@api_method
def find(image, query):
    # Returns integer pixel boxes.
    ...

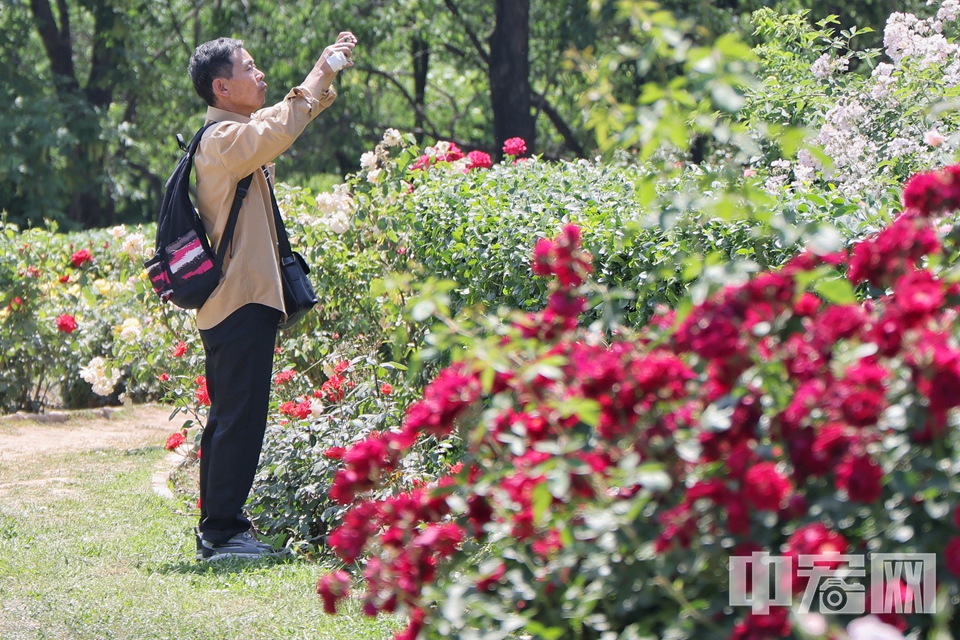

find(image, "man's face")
[219,48,267,115]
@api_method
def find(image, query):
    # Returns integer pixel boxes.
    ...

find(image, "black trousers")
[198,303,281,544]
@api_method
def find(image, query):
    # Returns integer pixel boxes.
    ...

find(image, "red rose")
[323,446,346,460]
[466,150,492,170]
[945,537,960,577]
[70,248,93,267]
[380,383,392,395]
[785,523,847,556]
[273,369,296,385]
[743,462,792,511]
[316,570,351,614]
[503,137,527,156]
[410,154,432,171]
[195,375,210,406]
[531,238,554,276]
[438,142,464,162]
[55,314,77,334]
[903,169,960,215]
[730,607,791,640]
[836,452,884,503]
[894,269,945,320]
[172,341,188,358]
[279,399,312,420]
[792,292,821,317]
[165,432,186,451]
[785,523,848,592]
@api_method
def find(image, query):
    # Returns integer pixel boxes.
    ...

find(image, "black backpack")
[144,123,252,310]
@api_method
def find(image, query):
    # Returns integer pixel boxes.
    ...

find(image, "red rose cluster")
[317,163,960,639]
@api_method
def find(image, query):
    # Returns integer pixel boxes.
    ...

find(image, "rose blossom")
[945,536,960,577]
[70,248,93,267]
[502,137,527,156]
[56,314,77,334]
[743,462,792,511]
[466,150,492,171]
[836,452,884,503]
[784,523,848,591]
[165,432,186,451]
[316,570,352,614]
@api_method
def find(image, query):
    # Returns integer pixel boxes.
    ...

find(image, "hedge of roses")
[315,164,960,639]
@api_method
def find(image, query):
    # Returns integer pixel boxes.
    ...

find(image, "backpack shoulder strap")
[214,173,254,267]
[186,122,218,156]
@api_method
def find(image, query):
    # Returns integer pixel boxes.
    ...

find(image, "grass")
[0,443,401,639]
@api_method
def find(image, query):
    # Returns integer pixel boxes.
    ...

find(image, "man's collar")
[204,105,252,124]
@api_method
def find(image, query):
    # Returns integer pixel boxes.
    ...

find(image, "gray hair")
[188,37,244,107]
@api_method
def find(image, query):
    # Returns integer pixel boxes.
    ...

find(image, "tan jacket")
[194,86,336,330]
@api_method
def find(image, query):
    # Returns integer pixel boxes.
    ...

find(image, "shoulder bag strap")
[262,166,294,260]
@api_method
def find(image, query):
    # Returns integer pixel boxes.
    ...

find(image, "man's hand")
[303,31,357,97]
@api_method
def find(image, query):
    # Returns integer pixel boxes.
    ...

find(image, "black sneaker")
[196,529,277,561]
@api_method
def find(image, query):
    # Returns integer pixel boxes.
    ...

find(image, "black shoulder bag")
[264,169,319,329]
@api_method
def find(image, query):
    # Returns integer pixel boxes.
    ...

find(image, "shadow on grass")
[153,552,306,575]
[123,445,166,456]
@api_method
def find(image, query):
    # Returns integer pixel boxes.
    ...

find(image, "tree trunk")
[29,0,126,228]
[488,0,534,159]
[411,33,429,144]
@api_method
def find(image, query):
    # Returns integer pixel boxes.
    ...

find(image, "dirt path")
[0,403,177,461]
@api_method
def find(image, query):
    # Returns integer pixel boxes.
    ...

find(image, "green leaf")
[814,277,857,305]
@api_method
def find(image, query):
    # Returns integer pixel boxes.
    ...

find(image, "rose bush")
[316,162,960,637]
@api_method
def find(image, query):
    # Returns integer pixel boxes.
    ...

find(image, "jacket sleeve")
[206,86,337,179]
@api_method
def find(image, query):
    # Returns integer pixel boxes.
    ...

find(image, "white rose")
[327,214,350,235]
[118,318,141,342]
[360,151,378,170]
[122,233,146,260]
[366,168,383,184]
[316,192,337,215]
[382,128,402,147]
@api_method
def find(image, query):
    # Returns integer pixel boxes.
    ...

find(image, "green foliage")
[0,219,155,411]
[248,355,448,548]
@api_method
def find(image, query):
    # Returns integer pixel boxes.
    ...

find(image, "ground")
[0,403,179,497]
[0,403,175,460]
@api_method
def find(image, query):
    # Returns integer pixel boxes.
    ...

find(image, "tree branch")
[442,0,490,66]
[532,91,586,158]
[86,3,126,108]
[29,0,78,91]
[355,64,445,141]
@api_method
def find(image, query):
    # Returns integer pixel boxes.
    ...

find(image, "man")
[186,32,356,560]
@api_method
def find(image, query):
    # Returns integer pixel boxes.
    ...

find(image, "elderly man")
[186,32,355,560]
